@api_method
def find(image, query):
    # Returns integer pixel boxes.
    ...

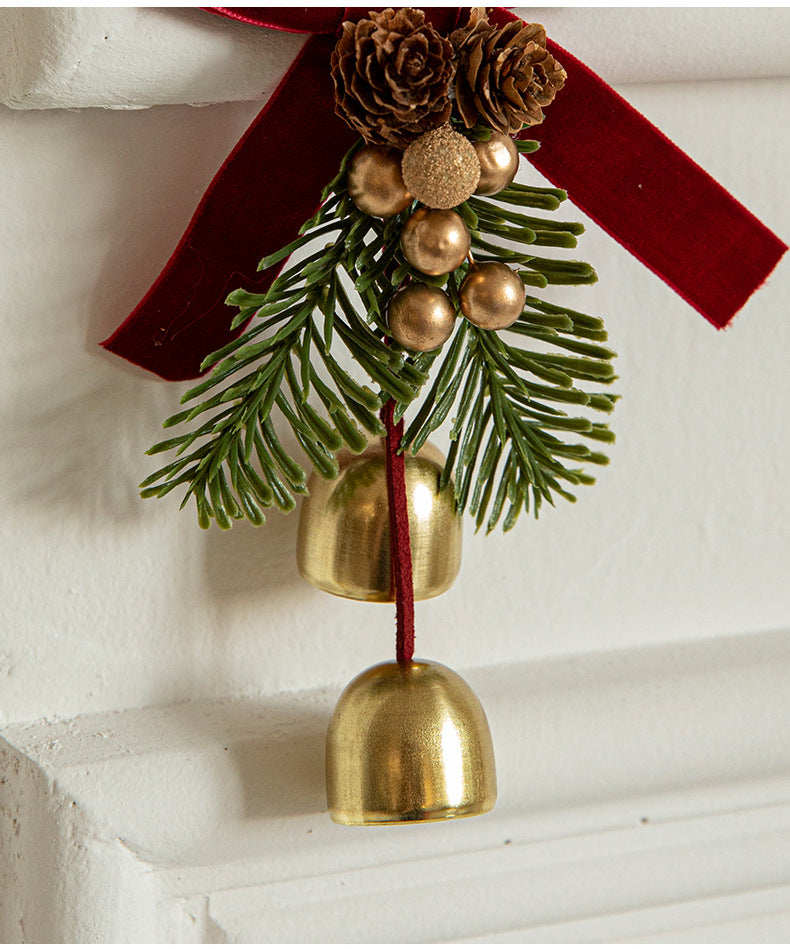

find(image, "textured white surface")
[0,7,306,110]
[3,631,790,941]
[0,8,789,110]
[0,74,788,725]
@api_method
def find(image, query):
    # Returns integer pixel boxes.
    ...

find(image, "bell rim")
[329,795,497,827]
[294,565,459,603]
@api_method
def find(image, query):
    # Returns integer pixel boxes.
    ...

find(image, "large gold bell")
[326,660,497,825]
[296,441,461,602]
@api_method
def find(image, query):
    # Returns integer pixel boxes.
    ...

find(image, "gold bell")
[296,441,461,602]
[326,660,497,825]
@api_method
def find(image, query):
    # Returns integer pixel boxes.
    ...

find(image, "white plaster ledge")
[0,8,788,111]
[0,7,306,111]
[2,630,790,941]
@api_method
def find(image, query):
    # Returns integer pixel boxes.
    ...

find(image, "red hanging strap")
[382,399,416,665]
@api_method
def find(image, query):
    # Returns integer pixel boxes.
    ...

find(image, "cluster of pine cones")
[330,7,566,150]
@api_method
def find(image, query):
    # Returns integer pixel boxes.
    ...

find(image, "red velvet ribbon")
[100,7,786,381]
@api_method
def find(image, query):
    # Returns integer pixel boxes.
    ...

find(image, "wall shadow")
[0,98,263,524]
[86,95,263,361]
[203,504,304,603]
[166,695,332,821]
[229,709,329,821]
[0,344,168,523]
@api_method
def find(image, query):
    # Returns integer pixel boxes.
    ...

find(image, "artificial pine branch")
[400,183,617,531]
[142,138,617,532]
[142,168,427,526]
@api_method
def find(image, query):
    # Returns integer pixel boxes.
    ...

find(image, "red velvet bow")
[101,7,787,381]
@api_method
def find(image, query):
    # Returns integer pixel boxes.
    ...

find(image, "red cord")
[382,399,415,665]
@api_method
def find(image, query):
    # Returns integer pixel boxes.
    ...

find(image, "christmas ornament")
[459,262,528,330]
[347,145,411,218]
[400,208,471,276]
[401,126,480,209]
[327,660,496,825]
[109,7,786,826]
[297,440,461,602]
[474,132,520,196]
[387,283,457,352]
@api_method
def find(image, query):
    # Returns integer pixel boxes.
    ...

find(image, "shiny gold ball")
[388,283,456,352]
[347,145,411,218]
[400,207,471,276]
[401,127,480,209]
[474,132,520,196]
[459,262,526,330]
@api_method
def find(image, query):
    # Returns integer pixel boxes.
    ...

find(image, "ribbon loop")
[102,7,786,380]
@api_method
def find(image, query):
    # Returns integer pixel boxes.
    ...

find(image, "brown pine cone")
[450,8,566,134]
[331,8,454,150]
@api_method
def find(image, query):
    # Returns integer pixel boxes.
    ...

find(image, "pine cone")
[331,8,454,150]
[451,9,566,134]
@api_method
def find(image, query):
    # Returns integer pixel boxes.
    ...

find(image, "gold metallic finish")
[327,660,497,825]
[388,284,456,352]
[296,441,462,602]
[474,132,520,196]
[459,262,527,330]
[347,145,412,218]
[400,207,471,276]
[401,127,480,209]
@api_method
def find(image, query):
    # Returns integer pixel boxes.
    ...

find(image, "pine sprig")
[141,170,428,528]
[403,186,617,532]
[142,137,617,532]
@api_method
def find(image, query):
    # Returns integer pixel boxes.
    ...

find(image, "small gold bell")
[326,660,497,825]
[296,441,461,602]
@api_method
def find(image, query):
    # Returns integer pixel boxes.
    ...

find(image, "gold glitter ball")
[401,127,481,209]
